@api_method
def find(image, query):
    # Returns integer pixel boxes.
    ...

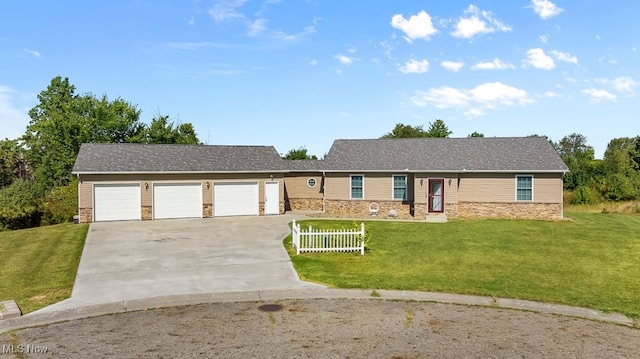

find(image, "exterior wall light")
[448,179,452,186]
[205,181,210,189]
[144,182,149,190]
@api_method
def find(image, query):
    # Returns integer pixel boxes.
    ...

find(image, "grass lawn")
[285,212,640,318]
[0,223,88,313]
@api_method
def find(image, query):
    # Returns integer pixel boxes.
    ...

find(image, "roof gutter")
[72,170,290,175]
[320,169,568,174]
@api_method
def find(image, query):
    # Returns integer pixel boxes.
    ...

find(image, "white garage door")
[94,184,141,222]
[154,183,202,219]
[214,182,259,217]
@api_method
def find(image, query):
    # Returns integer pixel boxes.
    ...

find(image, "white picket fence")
[291,219,365,255]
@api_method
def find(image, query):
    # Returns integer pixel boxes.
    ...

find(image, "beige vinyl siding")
[284,173,323,199]
[79,181,92,208]
[141,184,152,207]
[530,174,563,203]
[324,173,350,200]
[202,180,212,205]
[458,173,562,203]
[365,174,390,201]
[414,173,458,205]
[325,173,414,201]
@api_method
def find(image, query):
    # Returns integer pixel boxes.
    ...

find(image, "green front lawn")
[0,223,88,313]
[286,212,640,318]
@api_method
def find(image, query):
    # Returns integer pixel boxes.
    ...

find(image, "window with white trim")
[516,175,533,201]
[350,175,363,199]
[393,175,407,200]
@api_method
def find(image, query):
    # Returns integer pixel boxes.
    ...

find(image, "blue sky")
[1,0,638,158]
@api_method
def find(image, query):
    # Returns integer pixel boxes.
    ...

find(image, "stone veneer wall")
[203,204,212,218]
[79,208,92,223]
[259,201,285,215]
[458,202,563,220]
[413,203,458,218]
[288,198,323,211]
[324,200,413,219]
[142,206,152,220]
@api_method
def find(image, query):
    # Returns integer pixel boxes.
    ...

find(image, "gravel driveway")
[2,299,638,358]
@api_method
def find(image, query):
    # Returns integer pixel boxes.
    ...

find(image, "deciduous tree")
[283,147,318,160]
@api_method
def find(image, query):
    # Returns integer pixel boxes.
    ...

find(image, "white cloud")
[309,59,318,66]
[398,59,429,74]
[582,88,616,102]
[209,0,247,22]
[464,108,485,116]
[523,48,555,70]
[412,86,469,108]
[441,61,464,72]
[469,82,530,107]
[0,86,31,140]
[22,48,41,58]
[611,77,639,93]
[347,46,357,53]
[411,82,532,116]
[539,34,549,43]
[471,58,515,70]
[380,41,394,60]
[390,10,438,42]
[271,25,316,42]
[334,54,354,65]
[596,77,639,94]
[542,91,561,98]
[451,5,511,39]
[247,18,267,36]
[551,50,578,64]
[530,0,564,20]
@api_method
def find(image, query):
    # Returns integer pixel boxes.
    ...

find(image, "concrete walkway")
[0,288,635,333]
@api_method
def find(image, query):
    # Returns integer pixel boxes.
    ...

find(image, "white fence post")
[360,222,365,255]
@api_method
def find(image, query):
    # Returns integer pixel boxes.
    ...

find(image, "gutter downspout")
[322,171,326,213]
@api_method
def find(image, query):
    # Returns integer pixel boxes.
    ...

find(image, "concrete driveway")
[41,213,320,311]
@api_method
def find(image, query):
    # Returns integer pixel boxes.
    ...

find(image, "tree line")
[0,76,200,230]
[2,78,637,231]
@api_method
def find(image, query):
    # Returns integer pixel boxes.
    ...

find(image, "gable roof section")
[323,137,569,172]
[285,159,326,171]
[72,143,288,173]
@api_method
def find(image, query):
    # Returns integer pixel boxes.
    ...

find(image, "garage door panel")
[214,182,259,217]
[94,184,141,222]
[154,183,202,219]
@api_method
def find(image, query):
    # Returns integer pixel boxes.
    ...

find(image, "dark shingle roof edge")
[72,143,289,173]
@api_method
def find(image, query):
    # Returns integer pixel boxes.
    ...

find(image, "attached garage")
[213,182,259,217]
[94,183,141,222]
[153,182,202,219]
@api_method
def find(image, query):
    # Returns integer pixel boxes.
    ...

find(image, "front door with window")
[428,179,444,213]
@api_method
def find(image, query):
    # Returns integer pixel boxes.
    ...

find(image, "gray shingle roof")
[284,159,326,171]
[73,137,568,174]
[72,143,288,173]
[322,137,568,172]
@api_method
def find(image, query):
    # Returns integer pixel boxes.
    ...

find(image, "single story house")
[72,137,568,223]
